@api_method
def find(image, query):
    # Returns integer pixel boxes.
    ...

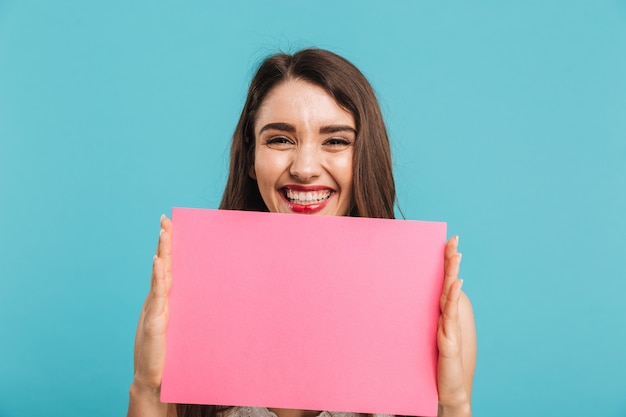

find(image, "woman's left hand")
[436,236,477,417]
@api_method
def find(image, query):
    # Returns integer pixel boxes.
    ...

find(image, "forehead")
[255,79,355,131]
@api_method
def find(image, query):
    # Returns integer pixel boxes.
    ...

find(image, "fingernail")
[160,214,165,223]
[456,235,460,246]
[458,252,463,263]
[459,279,464,288]
[160,228,164,236]
[153,254,157,261]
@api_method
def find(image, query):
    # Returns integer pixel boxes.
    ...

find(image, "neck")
[268,408,321,417]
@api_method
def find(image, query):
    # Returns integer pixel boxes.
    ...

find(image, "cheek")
[329,153,354,189]
[254,150,284,186]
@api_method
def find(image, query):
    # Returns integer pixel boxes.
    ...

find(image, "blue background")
[1,1,625,416]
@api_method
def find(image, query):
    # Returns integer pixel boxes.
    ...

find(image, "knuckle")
[143,316,165,336]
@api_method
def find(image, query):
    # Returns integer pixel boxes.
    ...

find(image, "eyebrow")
[259,122,357,135]
[259,122,296,134]
[319,125,357,135]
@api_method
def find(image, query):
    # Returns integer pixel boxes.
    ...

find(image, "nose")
[289,143,322,182]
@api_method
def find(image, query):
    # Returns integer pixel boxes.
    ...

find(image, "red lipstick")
[280,185,334,214]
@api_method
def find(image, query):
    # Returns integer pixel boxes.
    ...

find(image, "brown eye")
[265,136,294,148]
[325,138,351,145]
[323,138,353,150]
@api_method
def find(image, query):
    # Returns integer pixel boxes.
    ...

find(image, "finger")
[136,230,162,346]
[441,251,462,311]
[445,252,462,284]
[134,254,159,373]
[142,254,169,339]
[441,279,463,342]
[443,235,459,286]
[445,235,459,261]
[160,216,173,280]
[147,255,169,319]
[153,215,172,281]
[134,296,147,373]
[155,215,165,256]
[161,214,172,232]
[134,218,171,383]
[135,255,169,386]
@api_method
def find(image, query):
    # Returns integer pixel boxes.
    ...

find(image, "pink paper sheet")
[162,208,446,416]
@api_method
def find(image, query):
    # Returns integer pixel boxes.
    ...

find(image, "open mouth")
[280,186,334,214]
[283,188,332,205]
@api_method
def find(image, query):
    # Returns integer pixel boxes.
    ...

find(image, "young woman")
[128,48,476,417]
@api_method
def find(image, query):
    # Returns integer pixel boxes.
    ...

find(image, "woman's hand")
[127,215,173,417]
[436,236,477,417]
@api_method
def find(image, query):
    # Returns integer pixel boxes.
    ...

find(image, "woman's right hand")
[128,215,173,416]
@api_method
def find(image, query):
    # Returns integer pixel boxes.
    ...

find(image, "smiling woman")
[251,80,356,216]
[219,49,396,219]
[127,49,476,417]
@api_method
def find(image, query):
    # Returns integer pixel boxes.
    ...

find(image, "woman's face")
[251,79,355,216]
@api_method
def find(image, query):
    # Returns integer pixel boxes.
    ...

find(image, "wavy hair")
[176,48,396,417]
[219,48,396,219]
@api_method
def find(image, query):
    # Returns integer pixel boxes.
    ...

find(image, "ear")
[248,164,257,180]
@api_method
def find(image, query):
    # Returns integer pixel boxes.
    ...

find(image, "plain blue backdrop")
[1,1,625,416]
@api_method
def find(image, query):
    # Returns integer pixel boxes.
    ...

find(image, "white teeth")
[286,189,331,204]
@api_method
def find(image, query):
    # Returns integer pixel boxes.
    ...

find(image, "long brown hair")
[219,48,396,218]
[176,48,397,417]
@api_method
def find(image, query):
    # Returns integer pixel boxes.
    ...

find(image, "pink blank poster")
[162,208,446,416]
